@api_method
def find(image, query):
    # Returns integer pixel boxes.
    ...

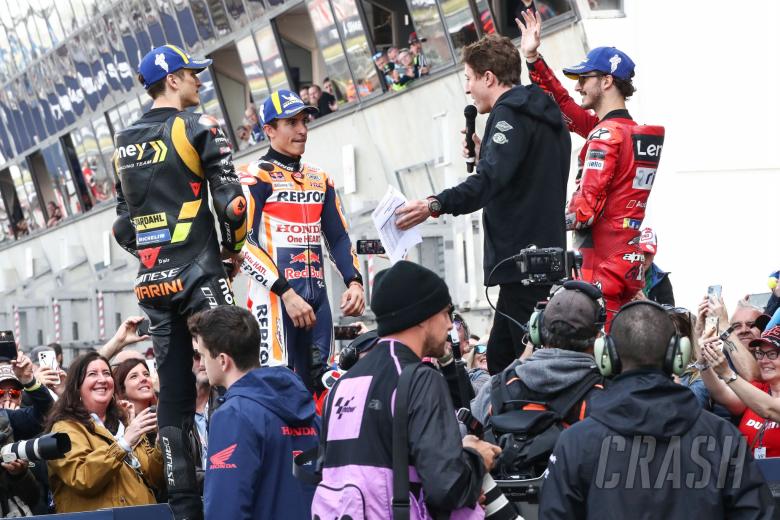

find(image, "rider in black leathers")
[112,45,246,520]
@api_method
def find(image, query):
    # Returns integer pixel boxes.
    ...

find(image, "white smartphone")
[145,358,157,381]
[37,350,61,385]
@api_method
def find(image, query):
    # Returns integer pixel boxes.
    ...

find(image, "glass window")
[82,0,100,18]
[307,0,354,103]
[56,45,86,117]
[0,173,12,243]
[40,142,82,217]
[138,0,167,47]
[0,26,16,83]
[236,35,269,107]
[204,0,234,36]
[156,0,186,48]
[70,34,101,111]
[405,0,455,70]
[84,28,113,106]
[118,7,142,72]
[588,0,621,11]
[222,0,249,30]
[21,75,47,144]
[254,25,289,92]
[6,26,29,70]
[125,97,143,125]
[438,0,481,55]
[6,85,32,153]
[31,0,65,47]
[493,0,574,39]
[329,0,382,100]
[54,1,77,37]
[126,0,154,57]
[107,107,122,134]
[69,0,89,26]
[244,0,266,19]
[23,7,48,57]
[0,92,21,156]
[168,0,201,50]
[92,115,117,187]
[103,12,135,93]
[9,163,45,232]
[77,123,114,203]
[198,69,230,136]
[473,0,496,36]
[189,0,216,44]
[7,5,36,64]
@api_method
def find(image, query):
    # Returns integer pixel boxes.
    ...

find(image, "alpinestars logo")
[334,396,357,419]
[155,53,169,72]
[209,444,238,469]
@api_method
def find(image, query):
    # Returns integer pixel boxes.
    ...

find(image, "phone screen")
[707,285,722,301]
[356,240,386,255]
[0,331,16,360]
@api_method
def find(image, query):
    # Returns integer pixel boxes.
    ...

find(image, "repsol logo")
[632,134,664,163]
[255,304,271,365]
[276,191,325,203]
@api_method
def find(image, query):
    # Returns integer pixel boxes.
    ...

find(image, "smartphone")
[145,358,157,381]
[0,331,16,361]
[448,327,462,360]
[137,319,151,337]
[334,325,361,341]
[707,285,722,302]
[38,350,61,385]
[356,239,385,255]
[705,316,719,336]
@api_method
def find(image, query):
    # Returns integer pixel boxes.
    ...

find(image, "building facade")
[0,0,776,358]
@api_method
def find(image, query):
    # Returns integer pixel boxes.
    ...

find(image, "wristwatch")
[722,373,738,385]
[427,197,442,218]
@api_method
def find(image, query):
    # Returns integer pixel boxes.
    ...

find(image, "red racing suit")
[528,58,665,322]
[238,148,362,390]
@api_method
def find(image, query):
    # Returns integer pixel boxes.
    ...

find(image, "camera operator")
[396,34,570,375]
[472,281,605,429]
[539,301,774,519]
[312,261,501,518]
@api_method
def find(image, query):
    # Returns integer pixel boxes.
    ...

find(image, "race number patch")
[632,167,656,190]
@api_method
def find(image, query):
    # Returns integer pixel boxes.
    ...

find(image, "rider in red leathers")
[519,11,664,325]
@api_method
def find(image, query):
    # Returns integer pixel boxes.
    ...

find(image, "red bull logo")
[290,250,321,265]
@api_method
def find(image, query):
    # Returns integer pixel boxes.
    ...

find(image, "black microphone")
[464,105,477,173]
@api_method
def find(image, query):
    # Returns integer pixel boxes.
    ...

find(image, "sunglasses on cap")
[474,344,487,355]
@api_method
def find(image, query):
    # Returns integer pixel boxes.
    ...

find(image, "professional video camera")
[1,432,71,463]
[516,246,582,286]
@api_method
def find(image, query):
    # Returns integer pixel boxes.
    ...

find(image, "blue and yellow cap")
[138,45,212,89]
[261,89,318,125]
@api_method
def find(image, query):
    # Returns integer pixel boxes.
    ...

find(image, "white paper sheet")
[371,186,422,264]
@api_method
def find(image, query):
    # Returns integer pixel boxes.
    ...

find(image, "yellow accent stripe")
[150,141,160,163]
[172,117,204,178]
[171,223,192,243]
[178,200,202,220]
[165,45,189,63]
[157,140,168,161]
[271,91,282,114]
[136,143,144,160]
[235,222,247,242]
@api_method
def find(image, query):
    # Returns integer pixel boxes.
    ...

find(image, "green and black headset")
[593,299,692,377]
[527,280,607,347]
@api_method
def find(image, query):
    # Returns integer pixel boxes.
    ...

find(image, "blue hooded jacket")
[204,367,319,519]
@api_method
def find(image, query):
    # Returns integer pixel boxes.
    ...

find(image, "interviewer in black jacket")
[396,34,570,375]
[539,301,774,520]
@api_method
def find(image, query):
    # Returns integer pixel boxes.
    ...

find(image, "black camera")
[383,62,395,73]
[516,246,582,285]
[1,433,71,463]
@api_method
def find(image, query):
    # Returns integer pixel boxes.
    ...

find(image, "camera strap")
[392,361,422,520]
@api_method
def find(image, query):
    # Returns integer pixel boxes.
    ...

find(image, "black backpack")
[486,368,602,480]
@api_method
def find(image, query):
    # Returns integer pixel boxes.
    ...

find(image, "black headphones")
[528,280,607,347]
[593,300,692,377]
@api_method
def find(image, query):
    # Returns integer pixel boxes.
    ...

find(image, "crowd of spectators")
[373,32,431,92]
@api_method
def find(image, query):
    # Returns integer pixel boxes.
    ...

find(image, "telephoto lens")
[0,432,71,463]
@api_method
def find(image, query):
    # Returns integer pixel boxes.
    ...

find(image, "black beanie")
[371,261,452,336]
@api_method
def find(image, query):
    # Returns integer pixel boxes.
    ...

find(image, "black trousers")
[486,283,550,375]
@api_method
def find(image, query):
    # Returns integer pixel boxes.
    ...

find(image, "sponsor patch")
[492,132,508,145]
[269,171,285,180]
[272,182,294,189]
[625,200,647,209]
[587,149,606,160]
[622,252,645,263]
[209,444,238,469]
[495,120,513,132]
[137,229,171,245]
[632,134,664,163]
[632,167,656,190]
[622,218,642,230]
[584,159,604,171]
[134,278,183,300]
[133,212,167,230]
[139,247,162,269]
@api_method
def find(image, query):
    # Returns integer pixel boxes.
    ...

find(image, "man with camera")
[312,261,501,518]
[396,35,571,375]
[539,301,774,519]
[519,11,664,326]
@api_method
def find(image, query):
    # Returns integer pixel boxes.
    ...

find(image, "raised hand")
[516,9,542,61]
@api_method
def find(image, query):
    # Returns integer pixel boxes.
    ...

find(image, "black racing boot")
[159,424,203,520]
